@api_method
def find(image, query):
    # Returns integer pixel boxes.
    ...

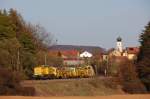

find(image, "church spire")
[116,36,123,52]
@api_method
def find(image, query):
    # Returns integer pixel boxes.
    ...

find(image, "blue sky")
[0,0,150,49]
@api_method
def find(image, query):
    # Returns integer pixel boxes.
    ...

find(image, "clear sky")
[0,0,150,49]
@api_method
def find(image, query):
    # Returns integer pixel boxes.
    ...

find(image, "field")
[0,95,150,99]
[21,77,124,96]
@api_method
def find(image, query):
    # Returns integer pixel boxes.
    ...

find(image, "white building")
[80,51,93,58]
[108,37,123,57]
[104,37,139,61]
[116,36,123,53]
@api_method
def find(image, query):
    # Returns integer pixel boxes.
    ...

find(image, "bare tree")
[34,25,55,47]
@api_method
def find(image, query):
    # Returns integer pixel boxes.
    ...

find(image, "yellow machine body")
[33,65,95,79]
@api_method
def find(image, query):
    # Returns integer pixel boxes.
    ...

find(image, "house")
[48,50,79,58]
[102,54,108,61]
[108,49,122,57]
[49,45,104,61]
[104,37,139,61]
[123,47,139,60]
[63,58,84,66]
[49,45,105,66]
[80,51,93,58]
[59,50,79,58]
[48,50,83,66]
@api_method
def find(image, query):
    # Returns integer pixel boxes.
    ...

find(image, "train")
[33,65,95,79]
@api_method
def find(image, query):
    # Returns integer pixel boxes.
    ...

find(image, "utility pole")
[94,65,98,76]
[105,56,109,76]
[45,52,47,66]
[17,49,20,71]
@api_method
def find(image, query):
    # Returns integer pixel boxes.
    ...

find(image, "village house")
[48,50,79,58]
[80,51,93,58]
[63,58,84,66]
[123,47,139,60]
[103,37,139,61]
[63,50,94,66]
[49,45,104,66]
[48,50,83,66]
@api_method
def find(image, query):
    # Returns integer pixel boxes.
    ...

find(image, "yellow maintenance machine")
[33,65,95,79]
[33,66,44,78]
[33,65,57,79]
[76,65,95,78]
[56,67,77,78]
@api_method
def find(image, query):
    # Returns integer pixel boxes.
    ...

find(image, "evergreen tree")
[0,8,54,78]
[137,22,150,91]
[0,10,20,70]
[0,15,16,40]
[19,32,36,54]
[9,8,25,34]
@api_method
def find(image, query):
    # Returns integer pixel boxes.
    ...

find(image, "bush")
[0,67,35,96]
[122,80,147,94]
[21,87,35,96]
[118,59,147,94]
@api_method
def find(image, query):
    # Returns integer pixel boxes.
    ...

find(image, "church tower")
[116,36,123,52]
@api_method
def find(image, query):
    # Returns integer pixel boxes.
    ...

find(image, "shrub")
[0,67,35,96]
[118,59,147,94]
[122,80,147,94]
[21,87,35,96]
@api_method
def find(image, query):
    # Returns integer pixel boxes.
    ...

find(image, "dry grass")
[21,77,124,96]
[0,94,150,99]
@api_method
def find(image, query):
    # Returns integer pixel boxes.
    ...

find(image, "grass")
[22,77,124,96]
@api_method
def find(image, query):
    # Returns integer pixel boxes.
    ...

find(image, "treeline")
[0,9,55,77]
[0,8,54,95]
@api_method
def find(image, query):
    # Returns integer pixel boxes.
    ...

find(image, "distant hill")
[49,45,106,54]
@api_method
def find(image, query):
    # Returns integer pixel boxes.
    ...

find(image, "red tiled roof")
[126,47,139,54]
[48,50,79,57]
[61,50,79,57]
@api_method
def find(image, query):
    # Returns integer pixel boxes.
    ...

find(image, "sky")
[0,0,150,49]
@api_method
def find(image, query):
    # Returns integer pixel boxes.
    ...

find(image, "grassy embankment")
[22,77,124,96]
